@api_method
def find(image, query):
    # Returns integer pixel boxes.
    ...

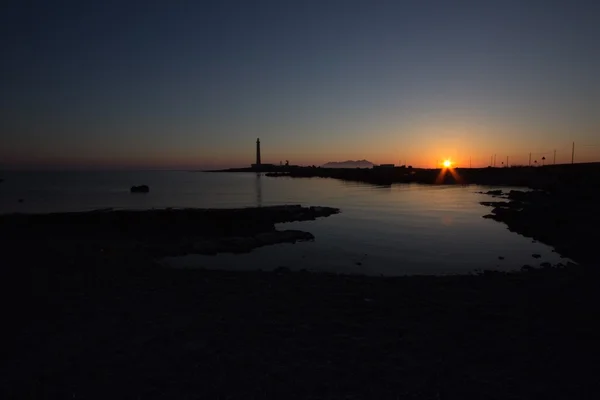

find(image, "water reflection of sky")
[0,171,567,275]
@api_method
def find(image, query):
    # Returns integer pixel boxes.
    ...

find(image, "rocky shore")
[2,196,600,398]
[0,205,340,258]
[479,187,599,265]
[223,162,600,189]
[3,253,599,399]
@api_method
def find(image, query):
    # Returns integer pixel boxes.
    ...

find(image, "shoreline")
[4,255,598,398]
[3,188,600,398]
[208,162,600,189]
[478,188,598,265]
[0,205,340,258]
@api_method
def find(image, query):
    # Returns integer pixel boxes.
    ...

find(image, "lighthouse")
[256,138,261,166]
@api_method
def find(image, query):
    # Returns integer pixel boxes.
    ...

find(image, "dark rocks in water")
[18,198,24,203]
[480,201,510,207]
[489,207,518,221]
[480,201,524,211]
[484,190,503,195]
[1,205,338,257]
[130,185,150,193]
[498,256,505,260]
[255,230,314,246]
[540,262,552,269]
[479,185,600,264]
[507,189,549,203]
[481,270,504,277]
[521,265,535,272]
[532,254,541,259]
[148,229,317,257]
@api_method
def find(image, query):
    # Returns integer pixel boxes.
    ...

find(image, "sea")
[0,170,565,275]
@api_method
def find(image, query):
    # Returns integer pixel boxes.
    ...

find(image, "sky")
[1,0,599,169]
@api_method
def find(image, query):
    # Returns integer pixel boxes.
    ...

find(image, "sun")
[443,159,452,168]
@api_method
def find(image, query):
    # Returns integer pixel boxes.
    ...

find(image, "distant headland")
[199,138,600,189]
[322,160,374,168]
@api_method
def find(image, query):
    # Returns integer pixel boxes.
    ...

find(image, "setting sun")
[443,159,452,168]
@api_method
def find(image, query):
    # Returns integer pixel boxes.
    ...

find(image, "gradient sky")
[1,0,599,169]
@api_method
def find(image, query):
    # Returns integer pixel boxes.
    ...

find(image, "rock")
[482,270,502,277]
[255,230,314,245]
[532,254,541,259]
[507,190,528,201]
[273,266,290,274]
[540,262,552,269]
[566,262,578,268]
[521,265,535,272]
[219,237,260,253]
[484,190,503,195]
[498,256,505,260]
[480,201,510,207]
[18,198,24,203]
[130,185,150,193]
[192,240,219,255]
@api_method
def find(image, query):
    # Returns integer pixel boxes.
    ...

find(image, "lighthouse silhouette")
[256,138,261,166]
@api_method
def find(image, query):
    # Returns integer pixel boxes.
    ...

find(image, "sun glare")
[443,159,452,168]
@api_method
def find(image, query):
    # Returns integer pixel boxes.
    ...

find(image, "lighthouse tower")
[256,138,261,166]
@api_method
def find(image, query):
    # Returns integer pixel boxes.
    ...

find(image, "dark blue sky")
[2,0,599,168]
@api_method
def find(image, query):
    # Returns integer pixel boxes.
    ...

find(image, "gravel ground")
[3,256,599,399]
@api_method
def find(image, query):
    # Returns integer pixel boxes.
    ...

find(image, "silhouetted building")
[373,164,395,169]
[256,138,261,166]
[251,138,274,170]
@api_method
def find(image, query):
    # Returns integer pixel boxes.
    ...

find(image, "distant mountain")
[322,160,374,169]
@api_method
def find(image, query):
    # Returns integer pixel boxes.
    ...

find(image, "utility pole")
[506,156,509,168]
[494,154,496,167]
[572,142,575,164]
[529,153,531,166]
[470,157,472,169]
[490,155,493,166]
[553,149,556,165]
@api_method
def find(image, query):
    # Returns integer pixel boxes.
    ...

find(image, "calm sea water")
[0,170,564,275]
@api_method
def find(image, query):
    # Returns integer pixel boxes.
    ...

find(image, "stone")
[532,254,541,259]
